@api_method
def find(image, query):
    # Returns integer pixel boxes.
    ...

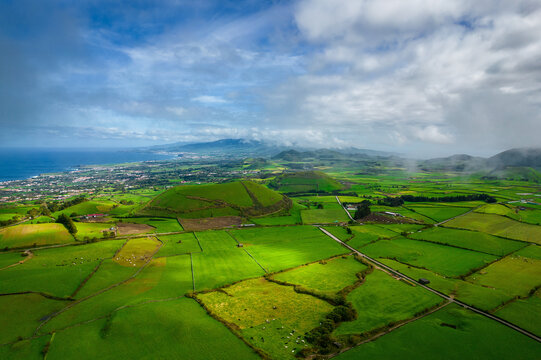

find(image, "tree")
[354,202,371,219]
[56,214,77,235]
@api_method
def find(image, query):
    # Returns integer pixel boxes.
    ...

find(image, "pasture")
[335,270,441,335]
[361,237,498,277]
[0,240,122,297]
[444,213,541,244]
[46,298,259,360]
[272,255,367,293]
[0,223,74,249]
[228,226,348,272]
[301,209,349,224]
[466,254,541,298]
[198,278,333,359]
[335,304,541,360]
[405,204,471,223]
[408,227,525,256]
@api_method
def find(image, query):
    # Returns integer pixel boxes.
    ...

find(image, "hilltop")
[269,171,344,194]
[139,180,290,219]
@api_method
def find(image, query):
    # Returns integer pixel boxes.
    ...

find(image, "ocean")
[0,148,174,182]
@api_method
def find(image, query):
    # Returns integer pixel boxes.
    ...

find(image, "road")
[318,227,541,343]
[335,196,355,221]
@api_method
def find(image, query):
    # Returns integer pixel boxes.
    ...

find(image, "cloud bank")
[1,0,540,156]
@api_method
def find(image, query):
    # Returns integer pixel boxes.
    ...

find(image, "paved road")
[335,196,355,221]
[318,227,541,343]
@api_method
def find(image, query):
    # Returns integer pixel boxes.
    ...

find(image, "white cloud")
[191,95,227,104]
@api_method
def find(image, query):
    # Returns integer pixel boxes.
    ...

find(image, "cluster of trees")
[400,194,497,203]
[377,197,404,207]
[45,196,87,213]
[302,305,356,355]
[353,200,371,219]
[56,214,77,235]
[0,215,22,227]
[377,193,497,207]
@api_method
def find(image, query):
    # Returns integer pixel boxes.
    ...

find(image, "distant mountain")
[149,139,285,157]
[487,148,541,169]
[419,154,486,172]
[421,148,541,181]
[147,138,395,159]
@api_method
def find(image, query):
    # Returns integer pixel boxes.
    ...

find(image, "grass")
[0,223,74,249]
[229,226,348,272]
[273,255,367,293]
[476,203,541,225]
[408,227,525,256]
[444,212,541,244]
[76,222,112,239]
[117,217,182,233]
[335,304,541,360]
[301,209,349,224]
[496,288,541,336]
[335,270,441,335]
[45,298,259,360]
[270,171,343,193]
[192,231,265,291]
[380,259,512,310]
[405,204,471,222]
[53,200,117,217]
[250,201,305,226]
[0,335,50,360]
[75,259,139,299]
[515,244,541,260]
[113,237,161,267]
[0,240,123,298]
[141,181,287,218]
[0,293,67,344]
[361,237,498,277]
[198,277,334,359]
[466,254,541,299]
[155,233,201,257]
[41,256,194,333]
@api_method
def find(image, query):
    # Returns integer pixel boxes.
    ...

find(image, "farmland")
[1,157,541,359]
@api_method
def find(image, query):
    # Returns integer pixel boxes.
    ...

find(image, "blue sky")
[1,0,541,156]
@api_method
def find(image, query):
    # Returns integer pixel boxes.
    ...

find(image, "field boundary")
[319,227,541,343]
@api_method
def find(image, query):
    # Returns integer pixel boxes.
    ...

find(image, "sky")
[1,0,541,157]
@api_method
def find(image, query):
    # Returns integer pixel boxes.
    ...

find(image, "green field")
[2,160,541,359]
[444,212,541,244]
[496,288,541,336]
[155,232,201,256]
[335,304,541,360]
[408,227,525,256]
[76,222,112,239]
[405,204,471,222]
[273,255,367,293]
[301,209,349,224]
[335,270,441,335]
[380,258,512,310]
[0,223,74,249]
[270,171,343,193]
[466,254,541,299]
[117,217,183,233]
[198,278,333,359]
[361,237,498,277]
[229,226,348,272]
[0,240,123,297]
[192,231,265,290]
[46,298,259,360]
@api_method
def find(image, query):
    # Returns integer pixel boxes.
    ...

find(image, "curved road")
[318,227,541,343]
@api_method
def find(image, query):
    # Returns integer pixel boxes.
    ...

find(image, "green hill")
[269,171,343,193]
[138,181,290,218]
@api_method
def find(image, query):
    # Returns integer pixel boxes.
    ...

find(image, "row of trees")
[377,193,497,207]
[56,214,77,235]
